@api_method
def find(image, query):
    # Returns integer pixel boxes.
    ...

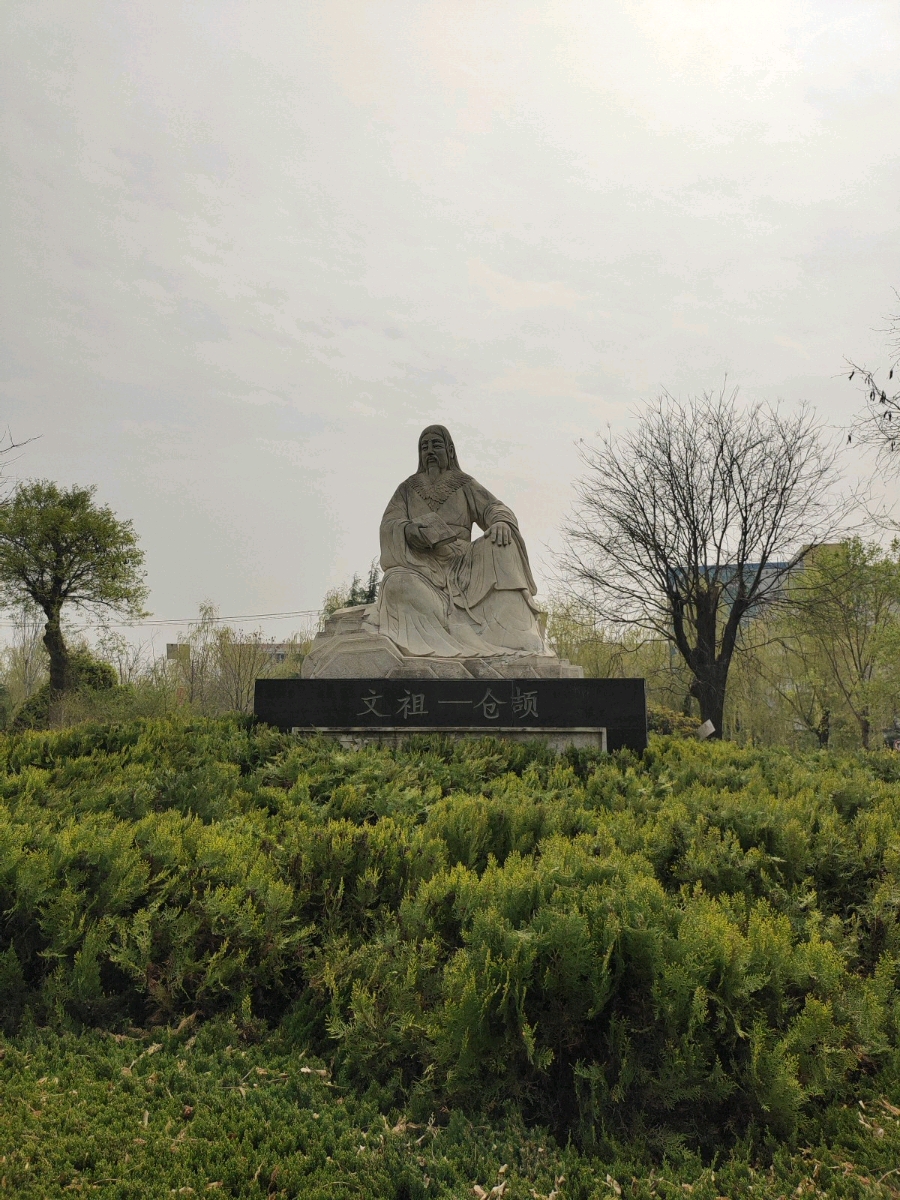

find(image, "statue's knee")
[383,570,428,606]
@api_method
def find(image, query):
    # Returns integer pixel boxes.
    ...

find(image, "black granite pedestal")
[254,677,647,753]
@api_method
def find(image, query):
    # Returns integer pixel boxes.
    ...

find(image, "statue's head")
[417,425,460,473]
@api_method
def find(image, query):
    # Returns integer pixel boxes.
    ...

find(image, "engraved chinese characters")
[353,681,540,724]
[397,690,428,719]
[356,688,430,719]
[374,425,551,659]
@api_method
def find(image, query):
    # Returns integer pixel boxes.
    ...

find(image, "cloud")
[240,389,288,407]
[4,0,899,628]
[774,334,810,359]
[349,398,383,417]
[673,312,710,336]
[468,259,585,311]
[489,366,605,404]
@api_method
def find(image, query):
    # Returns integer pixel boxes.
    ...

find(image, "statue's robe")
[375,469,548,658]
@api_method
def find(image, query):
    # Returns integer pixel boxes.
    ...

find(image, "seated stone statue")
[301,425,582,678]
[375,425,549,658]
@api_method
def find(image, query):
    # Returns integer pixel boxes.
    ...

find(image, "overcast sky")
[3,1,900,641]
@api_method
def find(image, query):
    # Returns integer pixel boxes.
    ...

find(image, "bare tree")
[168,604,306,715]
[170,602,221,713]
[1,600,46,706]
[561,388,847,735]
[847,293,900,471]
[0,428,42,706]
[95,627,156,686]
[214,626,279,714]
[0,426,39,485]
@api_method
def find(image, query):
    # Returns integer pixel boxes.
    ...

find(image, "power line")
[0,607,323,631]
[114,608,322,627]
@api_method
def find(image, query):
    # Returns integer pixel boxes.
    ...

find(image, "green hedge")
[1,716,899,1154]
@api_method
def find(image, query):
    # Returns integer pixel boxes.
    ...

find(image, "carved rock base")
[301,605,584,680]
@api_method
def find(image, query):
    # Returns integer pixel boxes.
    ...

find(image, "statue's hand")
[489,521,512,547]
[405,523,431,552]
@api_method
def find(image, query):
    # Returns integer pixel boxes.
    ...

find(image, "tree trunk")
[690,674,726,736]
[815,708,831,748]
[860,712,871,750]
[42,609,69,696]
[686,597,728,737]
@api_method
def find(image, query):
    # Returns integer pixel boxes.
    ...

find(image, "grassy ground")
[1,716,900,1197]
[3,1020,900,1198]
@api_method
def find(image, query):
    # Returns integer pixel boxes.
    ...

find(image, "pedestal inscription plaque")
[254,678,647,753]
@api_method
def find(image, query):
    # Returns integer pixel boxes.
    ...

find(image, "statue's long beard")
[408,467,469,511]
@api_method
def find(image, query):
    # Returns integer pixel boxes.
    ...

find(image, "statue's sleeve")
[466,481,519,532]
[464,481,537,596]
[379,484,413,571]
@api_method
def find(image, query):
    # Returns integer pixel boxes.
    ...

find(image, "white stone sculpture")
[301,425,582,679]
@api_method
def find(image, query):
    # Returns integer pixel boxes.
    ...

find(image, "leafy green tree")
[0,481,148,703]
[320,560,381,622]
[544,596,628,677]
[724,617,840,747]
[347,561,381,606]
[777,540,900,748]
[737,540,900,749]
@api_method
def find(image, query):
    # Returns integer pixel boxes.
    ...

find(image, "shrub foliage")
[1,718,899,1154]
